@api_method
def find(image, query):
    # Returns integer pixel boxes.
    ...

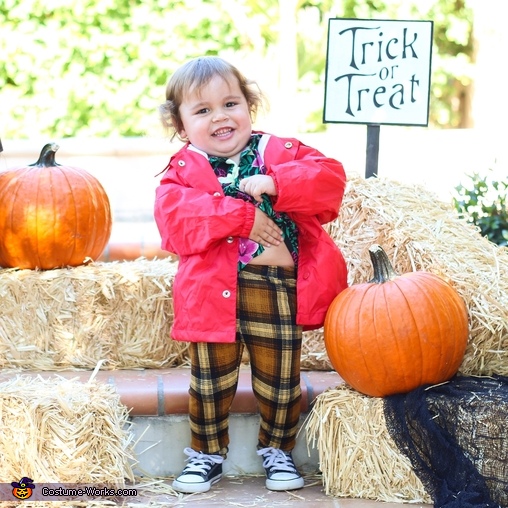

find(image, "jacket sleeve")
[266,140,346,225]
[154,167,256,257]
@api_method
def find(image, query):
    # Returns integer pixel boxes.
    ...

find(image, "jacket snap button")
[222,290,231,298]
[226,236,234,243]
[178,160,185,166]
[213,191,221,197]
[284,142,293,149]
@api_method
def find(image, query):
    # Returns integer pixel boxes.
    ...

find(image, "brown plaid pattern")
[188,265,303,457]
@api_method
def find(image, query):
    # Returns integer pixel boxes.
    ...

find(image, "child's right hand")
[250,208,283,248]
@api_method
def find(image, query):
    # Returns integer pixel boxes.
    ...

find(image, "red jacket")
[154,132,348,343]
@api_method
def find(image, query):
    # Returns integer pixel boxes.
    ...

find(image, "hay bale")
[305,384,431,503]
[301,328,332,371]
[306,378,508,504]
[305,175,508,375]
[0,375,134,484]
[3,175,506,374]
[0,258,188,371]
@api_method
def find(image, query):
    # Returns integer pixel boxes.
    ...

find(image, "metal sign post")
[323,18,433,178]
[366,124,380,178]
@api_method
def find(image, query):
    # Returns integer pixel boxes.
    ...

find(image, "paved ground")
[126,475,432,507]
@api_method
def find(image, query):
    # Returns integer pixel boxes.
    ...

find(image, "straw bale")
[3,175,506,374]
[0,258,188,371]
[305,175,508,375]
[305,384,431,503]
[0,375,134,485]
[301,328,332,371]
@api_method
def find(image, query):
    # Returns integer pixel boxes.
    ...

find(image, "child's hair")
[159,56,264,141]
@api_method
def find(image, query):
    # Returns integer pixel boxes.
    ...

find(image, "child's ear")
[178,128,188,141]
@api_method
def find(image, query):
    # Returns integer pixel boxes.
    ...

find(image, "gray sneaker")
[257,447,304,491]
[172,447,224,493]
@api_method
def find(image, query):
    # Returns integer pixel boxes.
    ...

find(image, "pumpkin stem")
[368,244,399,284]
[29,143,61,167]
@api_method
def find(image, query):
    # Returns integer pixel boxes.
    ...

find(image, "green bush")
[452,171,508,247]
[0,0,476,138]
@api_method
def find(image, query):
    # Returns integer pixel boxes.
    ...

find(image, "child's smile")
[213,128,233,138]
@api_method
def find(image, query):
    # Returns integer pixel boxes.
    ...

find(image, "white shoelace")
[257,447,297,472]
[182,447,224,474]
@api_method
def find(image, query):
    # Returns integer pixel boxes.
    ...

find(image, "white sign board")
[324,18,433,126]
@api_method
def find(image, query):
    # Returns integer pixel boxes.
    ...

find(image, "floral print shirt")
[209,134,299,271]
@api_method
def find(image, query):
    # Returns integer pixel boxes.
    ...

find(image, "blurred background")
[1,0,507,251]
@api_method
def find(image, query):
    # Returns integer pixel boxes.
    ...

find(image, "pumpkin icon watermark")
[11,477,35,499]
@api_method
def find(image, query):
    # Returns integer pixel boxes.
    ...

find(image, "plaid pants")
[188,264,303,457]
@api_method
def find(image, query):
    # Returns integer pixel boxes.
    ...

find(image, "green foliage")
[0,0,476,138]
[425,0,474,128]
[453,171,508,247]
[0,0,245,138]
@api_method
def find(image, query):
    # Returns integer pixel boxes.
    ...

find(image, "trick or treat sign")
[324,18,433,126]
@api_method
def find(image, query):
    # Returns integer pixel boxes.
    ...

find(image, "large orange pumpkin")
[0,143,112,270]
[324,244,469,397]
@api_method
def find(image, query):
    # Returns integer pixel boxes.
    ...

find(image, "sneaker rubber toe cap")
[265,473,304,491]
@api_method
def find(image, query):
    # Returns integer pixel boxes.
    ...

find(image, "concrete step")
[131,412,318,477]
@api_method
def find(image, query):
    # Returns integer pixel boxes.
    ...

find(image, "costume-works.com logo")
[11,477,35,499]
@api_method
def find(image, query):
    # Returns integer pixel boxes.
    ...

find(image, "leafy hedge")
[453,171,508,247]
[1,0,473,138]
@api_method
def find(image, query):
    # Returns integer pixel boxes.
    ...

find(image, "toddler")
[154,56,348,494]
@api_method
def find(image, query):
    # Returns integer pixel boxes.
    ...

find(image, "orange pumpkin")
[324,244,469,397]
[0,143,112,270]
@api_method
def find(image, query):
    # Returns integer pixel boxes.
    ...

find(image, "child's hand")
[239,175,277,203]
[250,208,282,247]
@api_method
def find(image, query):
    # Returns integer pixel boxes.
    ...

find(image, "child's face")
[178,74,252,162]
